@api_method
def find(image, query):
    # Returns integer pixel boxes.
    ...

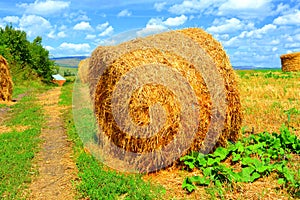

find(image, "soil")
[28,87,77,200]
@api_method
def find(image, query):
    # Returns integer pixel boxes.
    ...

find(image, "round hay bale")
[88,28,242,172]
[78,58,90,84]
[280,52,300,72]
[0,55,13,102]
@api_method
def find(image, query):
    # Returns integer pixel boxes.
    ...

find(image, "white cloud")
[96,22,109,31]
[19,15,52,37]
[169,0,223,14]
[207,18,254,33]
[57,31,66,38]
[239,24,277,39]
[218,0,273,19]
[273,10,300,25]
[154,2,167,12]
[117,9,132,17]
[47,30,56,39]
[137,18,167,36]
[85,34,96,40]
[164,15,187,26]
[99,26,114,37]
[45,45,55,51]
[73,21,93,31]
[137,15,188,37]
[59,42,91,52]
[3,16,19,24]
[18,0,70,16]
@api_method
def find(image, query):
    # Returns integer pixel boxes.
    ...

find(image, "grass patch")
[59,82,165,200]
[0,85,47,199]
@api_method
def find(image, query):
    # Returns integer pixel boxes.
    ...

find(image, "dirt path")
[28,87,77,200]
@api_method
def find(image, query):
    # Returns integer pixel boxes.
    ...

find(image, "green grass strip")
[60,82,165,200]
[0,91,44,199]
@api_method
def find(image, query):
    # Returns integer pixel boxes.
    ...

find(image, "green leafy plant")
[181,125,300,198]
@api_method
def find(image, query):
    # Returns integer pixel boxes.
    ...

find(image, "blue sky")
[0,0,300,68]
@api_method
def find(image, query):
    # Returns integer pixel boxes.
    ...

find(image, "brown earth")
[28,87,77,200]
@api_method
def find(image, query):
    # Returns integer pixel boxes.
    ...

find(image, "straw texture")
[280,52,300,72]
[88,28,242,171]
[0,55,13,102]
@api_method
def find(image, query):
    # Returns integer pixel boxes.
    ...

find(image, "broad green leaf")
[182,177,197,193]
[278,178,286,185]
[232,152,241,162]
[190,176,210,185]
[212,147,229,160]
[250,172,261,182]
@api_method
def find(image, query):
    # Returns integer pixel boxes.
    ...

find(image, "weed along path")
[29,87,77,200]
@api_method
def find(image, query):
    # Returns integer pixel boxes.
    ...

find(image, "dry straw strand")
[280,52,300,72]
[87,28,242,172]
[0,55,13,102]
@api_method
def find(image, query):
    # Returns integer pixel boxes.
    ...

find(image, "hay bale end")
[0,55,13,102]
[280,52,300,72]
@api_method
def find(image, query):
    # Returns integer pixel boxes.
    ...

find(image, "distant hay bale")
[88,28,242,172]
[0,55,13,102]
[78,58,90,84]
[280,52,300,72]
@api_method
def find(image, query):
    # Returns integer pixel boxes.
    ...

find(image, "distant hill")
[51,56,89,68]
[233,66,280,70]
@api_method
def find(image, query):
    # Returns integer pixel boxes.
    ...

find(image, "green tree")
[0,24,55,82]
[29,36,55,82]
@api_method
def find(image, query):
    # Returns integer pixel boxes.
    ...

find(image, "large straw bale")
[78,58,90,83]
[88,28,242,172]
[280,52,300,72]
[0,55,13,102]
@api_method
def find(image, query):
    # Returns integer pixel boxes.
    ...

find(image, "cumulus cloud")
[137,15,187,36]
[59,42,91,52]
[154,2,167,12]
[96,22,109,31]
[85,34,96,40]
[137,18,167,36]
[99,26,114,37]
[164,15,187,26]
[222,24,277,48]
[240,24,277,39]
[19,15,52,37]
[273,10,300,25]
[169,0,223,14]
[45,45,55,51]
[117,9,132,17]
[57,31,66,38]
[218,0,273,19]
[73,21,93,31]
[207,18,254,33]
[18,0,70,16]
[3,16,19,24]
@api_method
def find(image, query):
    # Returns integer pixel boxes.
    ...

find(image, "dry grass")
[238,71,299,136]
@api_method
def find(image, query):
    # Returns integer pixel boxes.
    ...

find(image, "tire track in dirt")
[28,87,77,200]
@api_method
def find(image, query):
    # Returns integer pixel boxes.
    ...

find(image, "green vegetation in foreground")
[59,82,165,200]
[0,85,49,199]
[181,126,300,199]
